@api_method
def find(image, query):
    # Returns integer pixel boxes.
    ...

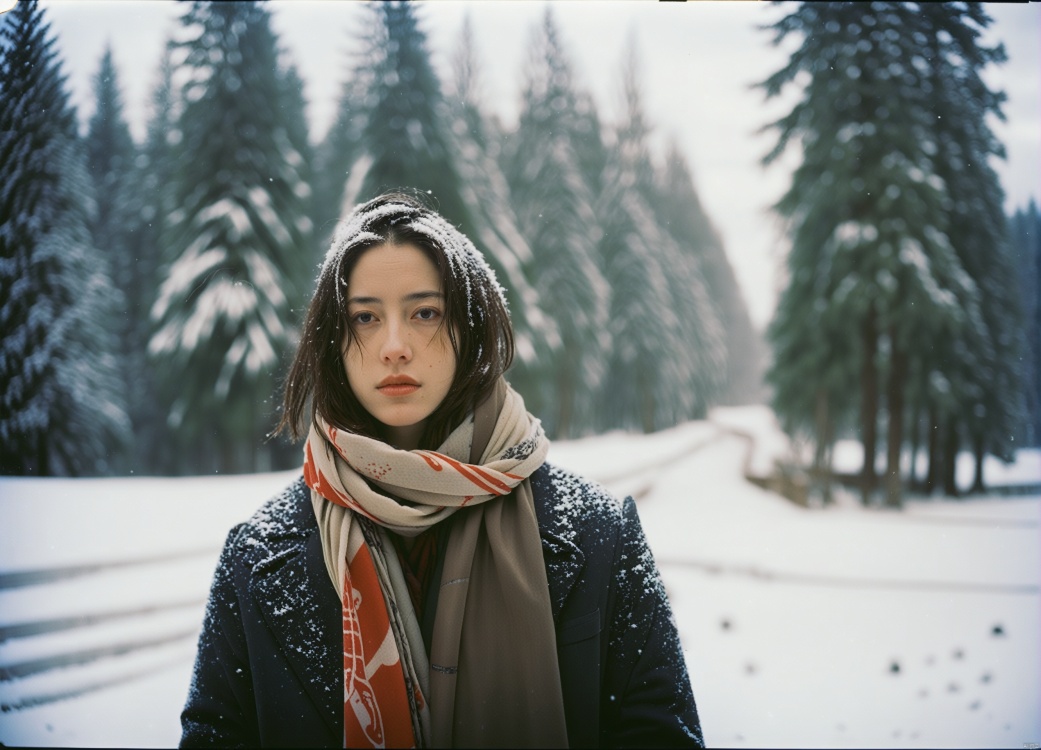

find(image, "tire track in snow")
[0,547,221,590]
[0,598,207,642]
[0,650,193,714]
[0,628,200,682]
[594,427,724,500]
[656,556,1040,596]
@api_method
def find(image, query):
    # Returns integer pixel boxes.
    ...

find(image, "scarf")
[303,379,569,748]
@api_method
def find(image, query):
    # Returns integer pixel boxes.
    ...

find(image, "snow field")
[0,472,295,746]
[615,430,1038,748]
[673,572,1036,748]
[0,407,1038,747]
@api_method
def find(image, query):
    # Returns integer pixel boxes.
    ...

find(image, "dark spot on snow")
[980,671,992,684]
[969,700,981,711]
[990,623,1005,637]
[744,662,757,675]
[720,618,732,632]
[924,655,935,666]
[947,681,961,693]
[918,688,929,699]
[952,648,964,660]
[889,660,901,674]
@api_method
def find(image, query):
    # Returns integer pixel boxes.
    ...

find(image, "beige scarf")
[304,379,569,748]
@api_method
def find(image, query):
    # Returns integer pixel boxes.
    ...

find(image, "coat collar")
[529,463,587,618]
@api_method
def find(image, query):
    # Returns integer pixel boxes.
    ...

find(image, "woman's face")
[343,242,456,450]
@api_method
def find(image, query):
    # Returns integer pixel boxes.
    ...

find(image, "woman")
[181,192,702,748]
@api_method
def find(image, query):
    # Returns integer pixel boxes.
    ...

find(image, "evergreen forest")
[1,0,1036,498]
[760,1,1038,506]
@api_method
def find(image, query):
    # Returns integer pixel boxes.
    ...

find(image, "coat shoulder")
[530,462,628,613]
[531,461,626,536]
[224,476,314,570]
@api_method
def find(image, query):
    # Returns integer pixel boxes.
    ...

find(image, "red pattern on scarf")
[342,543,418,748]
[415,450,522,495]
[305,460,419,748]
[304,442,378,521]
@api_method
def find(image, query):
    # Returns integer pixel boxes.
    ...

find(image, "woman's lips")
[377,383,419,397]
[377,376,420,397]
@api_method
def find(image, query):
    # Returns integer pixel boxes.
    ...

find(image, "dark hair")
[277,191,514,449]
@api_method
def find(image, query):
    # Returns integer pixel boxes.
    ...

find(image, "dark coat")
[180,462,703,748]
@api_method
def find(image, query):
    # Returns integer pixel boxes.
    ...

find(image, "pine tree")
[319,1,555,380]
[594,41,726,432]
[595,144,676,429]
[1008,202,1041,448]
[138,42,178,270]
[151,1,313,473]
[502,9,609,437]
[658,142,765,407]
[913,3,1020,494]
[760,2,980,505]
[620,42,727,421]
[0,0,128,475]
[311,8,378,247]
[85,43,150,473]
[121,43,181,473]
[446,13,561,412]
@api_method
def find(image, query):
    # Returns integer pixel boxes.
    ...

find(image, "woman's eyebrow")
[347,291,443,305]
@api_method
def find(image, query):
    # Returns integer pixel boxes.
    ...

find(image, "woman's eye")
[415,307,441,322]
[352,311,376,325]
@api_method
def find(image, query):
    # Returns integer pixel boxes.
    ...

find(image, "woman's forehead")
[347,243,443,300]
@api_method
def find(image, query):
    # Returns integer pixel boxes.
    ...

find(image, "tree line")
[1,0,762,476]
[760,1,1038,505]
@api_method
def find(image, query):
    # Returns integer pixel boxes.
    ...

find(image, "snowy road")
[1,409,1038,748]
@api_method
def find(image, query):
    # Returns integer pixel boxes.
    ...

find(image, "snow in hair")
[319,198,509,318]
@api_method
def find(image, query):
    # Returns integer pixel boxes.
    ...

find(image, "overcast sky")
[35,0,1041,330]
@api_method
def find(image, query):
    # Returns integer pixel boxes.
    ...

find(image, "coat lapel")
[530,464,587,618]
[248,481,341,738]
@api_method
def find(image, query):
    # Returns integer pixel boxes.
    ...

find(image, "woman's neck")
[382,421,426,451]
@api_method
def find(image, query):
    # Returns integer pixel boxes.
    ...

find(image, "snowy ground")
[1,406,1038,748]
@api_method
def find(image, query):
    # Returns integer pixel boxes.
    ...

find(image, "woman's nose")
[380,320,412,363]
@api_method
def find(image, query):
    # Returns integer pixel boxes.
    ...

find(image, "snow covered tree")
[595,40,726,432]
[596,117,672,428]
[117,43,182,473]
[85,43,154,473]
[657,142,765,407]
[318,1,555,386]
[138,43,178,271]
[911,3,1020,495]
[1008,202,1041,448]
[760,2,982,506]
[501,9,608,437]
[445,14,560,418]
[311,8,378,247]
[151,1,313,473]
[0,0,128,475]
[86,45,137,255]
